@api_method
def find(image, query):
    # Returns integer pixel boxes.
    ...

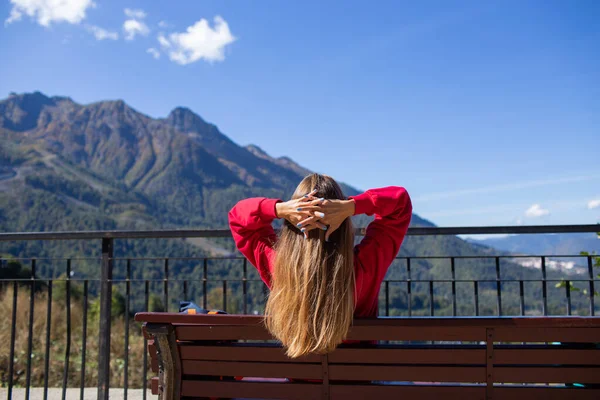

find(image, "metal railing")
[0,224,598,399]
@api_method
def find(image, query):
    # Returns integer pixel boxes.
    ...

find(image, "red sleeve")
[349,186,412,283]
[228,197,282,288]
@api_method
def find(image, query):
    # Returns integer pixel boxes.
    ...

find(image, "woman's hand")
[296,196,355,241]
[275,190,328,238]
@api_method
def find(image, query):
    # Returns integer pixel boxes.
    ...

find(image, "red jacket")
[228,186,412,317]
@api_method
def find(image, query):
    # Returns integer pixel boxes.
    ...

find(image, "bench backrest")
[135,313,600,400]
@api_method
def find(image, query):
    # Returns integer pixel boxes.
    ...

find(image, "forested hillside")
[0,91,593,316]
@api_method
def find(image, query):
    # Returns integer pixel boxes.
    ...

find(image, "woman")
[228,173,412,358]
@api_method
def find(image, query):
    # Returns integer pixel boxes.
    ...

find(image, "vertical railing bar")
[80,280,88,400]
[43,280,53,400]
[62,259,72,400]
[98,238,114,400]
[429,280,434,317]
[474,281,479,316]
[8,281,18,400]
[183,280,189,301]
[223,280,228,312]
[164,258,169,312]
[519,280,525,316]
[451,258,456,317]
[495,257,502,316]
[25,258,36,400]
[142,280,149,400]
[407,258,412,317]
[385,281,390,316]
[243,259,248,315]
[588,256,596,316]
[541,256,548,316]
[566,280,572,316]
[124,259,131,400]
[203,258,208,310]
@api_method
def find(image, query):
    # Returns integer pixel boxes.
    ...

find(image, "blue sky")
[1,0,599,229]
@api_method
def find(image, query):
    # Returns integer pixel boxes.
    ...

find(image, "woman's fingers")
[315,221,328,231]
[296,205,324,212]
[302,189,318,199]
[296,215,316,228]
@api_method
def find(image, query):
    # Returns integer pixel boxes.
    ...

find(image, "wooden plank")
[493,385,600,400]
[329,365,486,382]
[135,313,600,329]
[495,348,600,365]
[181,380,321,400]
[179,344,320,363]
[493,327,600,343]
[147,341,156,357]
[330,384,486,400]
[176,325,273,341]
[150,377,159,395]
[136,312,265,325]
[151,357,158,373]
[494,367,600,383]
[181,360,322,380]
[329,347,485,364]
[346,326,486,341]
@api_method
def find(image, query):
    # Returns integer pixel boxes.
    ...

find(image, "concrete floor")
[0,388,156,399]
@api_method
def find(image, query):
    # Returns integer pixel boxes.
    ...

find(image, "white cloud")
[158,16,236,65]
[147,47,160,59]
[6,0,95,26]
[123,18,149,40]
[588,199,600,210]
[525,204,550,218]
[157,34,171,48]
[158,20,169,28]
[86,24,118,40]
[124,8,146,19]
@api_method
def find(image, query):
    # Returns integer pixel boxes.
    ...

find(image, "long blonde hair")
[265,174,355,358]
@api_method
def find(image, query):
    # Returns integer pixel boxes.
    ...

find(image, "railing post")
[98,237,114,400]
[588,256,596,316]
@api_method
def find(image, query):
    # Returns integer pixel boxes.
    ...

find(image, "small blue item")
[179,301,208,314]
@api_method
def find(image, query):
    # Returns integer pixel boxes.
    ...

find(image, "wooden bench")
[135,313,600,400]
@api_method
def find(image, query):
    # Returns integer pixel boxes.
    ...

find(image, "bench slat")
[493,327,600,343]
[179,344,320,363]
[181,380,321,400]
[330,384,485,400]
[181,360,322,380]
[329,347,485,364]
[331,384,600,400]
[493,386,600,400]
[329,365,486,382]
[136,313,600,328]
[176,325,273,341]
[495,348,600,365]
[494,366,600,383]
[346,326,486,341]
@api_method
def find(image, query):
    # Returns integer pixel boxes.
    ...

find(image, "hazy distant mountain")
[470,233,600,256]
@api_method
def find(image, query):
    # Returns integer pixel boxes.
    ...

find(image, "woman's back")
[228,174,412,357]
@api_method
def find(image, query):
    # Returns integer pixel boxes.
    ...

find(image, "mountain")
[0,91,589,316]
[0,91,435,233]
[469,233,600,256]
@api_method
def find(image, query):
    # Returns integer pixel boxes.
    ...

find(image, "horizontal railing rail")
[1,225,598,400]
[0,223,598,241]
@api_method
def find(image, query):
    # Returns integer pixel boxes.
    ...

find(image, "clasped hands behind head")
[275,189,356,241]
